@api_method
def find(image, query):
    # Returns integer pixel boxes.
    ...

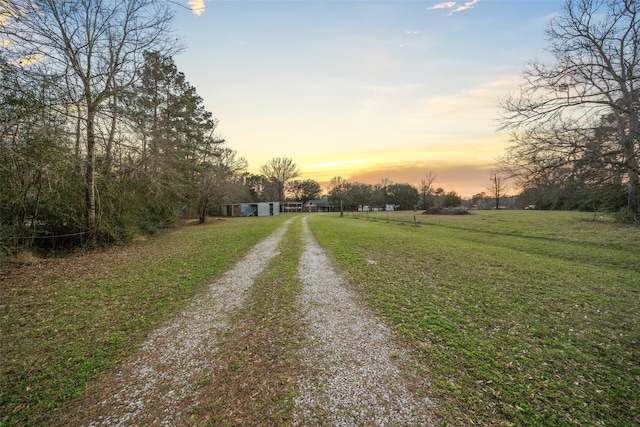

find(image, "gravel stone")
[78,216,435,426]
[85,219,294,426]
[293,216,436,426]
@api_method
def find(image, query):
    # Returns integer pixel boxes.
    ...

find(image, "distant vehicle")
[524,205,536,210]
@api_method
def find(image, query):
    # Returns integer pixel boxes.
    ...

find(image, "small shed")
[220,202,280,217]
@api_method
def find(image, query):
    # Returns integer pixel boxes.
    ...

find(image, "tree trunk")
[85,107,97,246]
[105,92,117,173]
[75,106,82,171]
[627,165,639,219]
[199,205,207,224]
[622,126,639,219]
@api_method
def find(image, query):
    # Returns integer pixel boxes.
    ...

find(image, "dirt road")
[64,216,436,426]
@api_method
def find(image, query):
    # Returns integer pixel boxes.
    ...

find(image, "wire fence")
[1,229,92,253]
[349,209,423,226]
[347,207,473,226]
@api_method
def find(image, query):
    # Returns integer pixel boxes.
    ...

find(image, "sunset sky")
[174,0,564,197]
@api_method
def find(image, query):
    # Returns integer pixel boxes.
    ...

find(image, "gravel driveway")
[67,216,436,426]
[294,216,435,425]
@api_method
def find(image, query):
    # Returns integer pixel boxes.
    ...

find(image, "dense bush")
[423,207,469,215]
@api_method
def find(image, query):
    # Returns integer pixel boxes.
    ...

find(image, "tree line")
[1,0,636,255]
[322,0,639,219]
[499,0,639,221]
[0,1,314,254]
[0,35,316,253]
[325,175,463,212]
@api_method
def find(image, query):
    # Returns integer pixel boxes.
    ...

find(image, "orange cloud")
[0,1,29,27]
[188,0,205,16]
[300,158,373,184]
[10,54,45,66]
[305,159,369,169]
[406,74,520,121]
[347,163,497,197]
[297,136,511,198]
[306,162,500,199]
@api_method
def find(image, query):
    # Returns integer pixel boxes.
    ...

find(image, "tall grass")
[308,211,639,426]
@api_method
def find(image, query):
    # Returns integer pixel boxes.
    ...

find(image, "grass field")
[0,216,289,426]
[308,210,639,425]
[1,211,638,426]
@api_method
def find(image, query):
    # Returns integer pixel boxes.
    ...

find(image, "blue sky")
[174,0,563,197]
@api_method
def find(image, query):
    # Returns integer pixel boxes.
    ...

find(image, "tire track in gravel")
[64,218,295,426]
[294,216,437,426]
[64,215,436,426]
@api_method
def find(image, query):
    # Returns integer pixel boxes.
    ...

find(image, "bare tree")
[499,0,639,219]
[369,178,393,208]
[327,176,348,194]
[198,147,248,224]
[488,173,508,210]
[433,187,445,209]
[286,179,322,202]
[259,156,301,202]
[419,171,436,210]
[2,0,181,244]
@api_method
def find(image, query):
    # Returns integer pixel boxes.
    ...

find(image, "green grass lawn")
[307,210,639,426]
[2,211,638,426]
[0,216,288,426]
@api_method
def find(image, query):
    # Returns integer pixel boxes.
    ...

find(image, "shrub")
[423,207,469,215]
[614,207,639,223]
